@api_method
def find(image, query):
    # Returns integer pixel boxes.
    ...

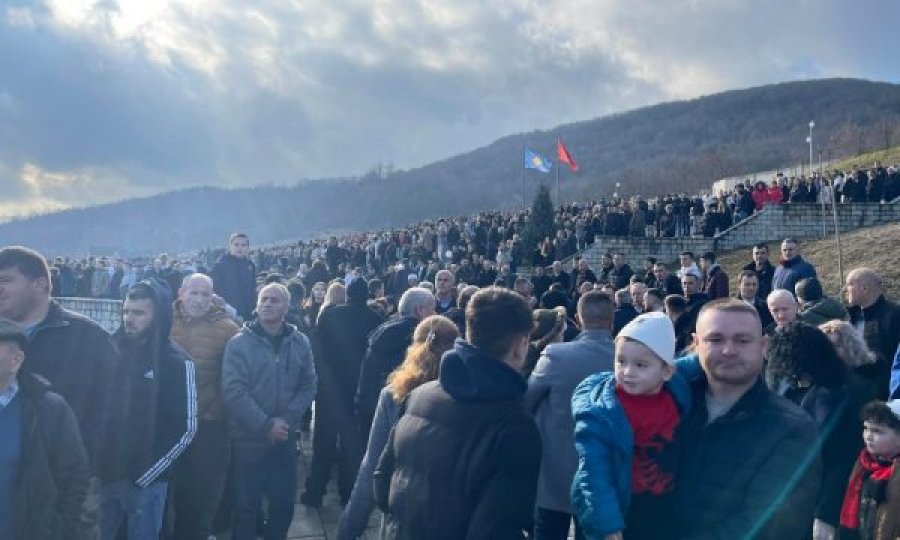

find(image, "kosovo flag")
[524,148,553,173]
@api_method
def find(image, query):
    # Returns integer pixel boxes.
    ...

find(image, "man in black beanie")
[302,277,384,506]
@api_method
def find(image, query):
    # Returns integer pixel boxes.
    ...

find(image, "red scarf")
[616,386,680,495]
[839,449,896,529]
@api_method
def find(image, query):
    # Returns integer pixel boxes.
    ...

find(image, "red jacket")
[767,185,784,204]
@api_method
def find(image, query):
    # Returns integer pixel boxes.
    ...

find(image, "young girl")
[571,312,690,539]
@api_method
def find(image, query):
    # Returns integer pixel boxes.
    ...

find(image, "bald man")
[223,283,318,539]
[170,273,240,539]
[845,268,900,399]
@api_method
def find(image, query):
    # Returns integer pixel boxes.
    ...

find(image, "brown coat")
[170,300,240,420]
[844,456,900,540]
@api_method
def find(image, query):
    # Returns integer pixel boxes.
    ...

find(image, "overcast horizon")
[2,0,899,221]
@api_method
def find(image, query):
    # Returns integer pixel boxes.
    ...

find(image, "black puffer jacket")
[355,316,419,434]
[374,340,541,540]
[849,295,900,399]
[15,371,90,540]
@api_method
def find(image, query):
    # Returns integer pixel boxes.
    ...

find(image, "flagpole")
[521,144,526,208]
[556,138,561,205]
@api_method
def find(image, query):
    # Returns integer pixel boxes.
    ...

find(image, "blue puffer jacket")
[571,370,691,538]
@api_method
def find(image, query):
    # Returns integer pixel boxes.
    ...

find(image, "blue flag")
[524,148,553,173]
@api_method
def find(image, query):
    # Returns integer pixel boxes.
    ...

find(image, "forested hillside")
[2,78,899,255]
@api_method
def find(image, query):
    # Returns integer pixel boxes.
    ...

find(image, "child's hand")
[604,532,623,540]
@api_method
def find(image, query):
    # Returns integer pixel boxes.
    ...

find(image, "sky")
[1,0,898,220]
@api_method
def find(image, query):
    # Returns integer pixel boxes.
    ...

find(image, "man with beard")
[169,273,240,539]
[0,246,120,534]
[211,233,258,321]
[102,280,197,540]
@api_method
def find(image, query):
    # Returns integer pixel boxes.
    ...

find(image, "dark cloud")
[0,0,897,218]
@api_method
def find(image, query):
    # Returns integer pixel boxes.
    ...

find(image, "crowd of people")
[45,164,900,305]
[2,221,900,540]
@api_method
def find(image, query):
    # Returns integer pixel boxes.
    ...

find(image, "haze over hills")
[2,78,900,255]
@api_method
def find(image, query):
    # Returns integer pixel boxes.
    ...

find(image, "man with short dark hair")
[525,291,614,538]
[674,273,709,350]
[0,246,120,534]
[652,262,682,296]
[772,238,817,293]
[699,251,729,300]
[676,251,699,280]
[608,252,633,290]
[102,281,197,539]
[210,233,258,320]
[375,287,540,539]
[736,270,774,330]
[675,299,821,538]
[743,243,775,300]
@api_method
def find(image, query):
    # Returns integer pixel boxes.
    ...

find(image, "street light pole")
[807,121,826,237]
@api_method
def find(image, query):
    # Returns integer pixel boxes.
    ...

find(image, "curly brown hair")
[387,315,459,403]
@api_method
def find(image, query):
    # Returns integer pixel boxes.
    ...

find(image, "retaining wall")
[577,201,899,266]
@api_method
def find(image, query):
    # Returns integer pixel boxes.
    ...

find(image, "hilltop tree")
[524,184,556,258]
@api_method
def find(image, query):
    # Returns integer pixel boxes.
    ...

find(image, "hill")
[2,78,900,255]
[718,221,900,299]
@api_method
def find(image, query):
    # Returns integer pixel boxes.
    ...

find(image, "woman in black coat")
[765,321,875,540]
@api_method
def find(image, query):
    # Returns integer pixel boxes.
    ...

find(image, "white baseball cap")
[617,311,676,365]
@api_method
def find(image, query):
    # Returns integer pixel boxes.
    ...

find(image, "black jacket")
[743,261,775,301]
[109,280,197,486]
[608,264,634,290]
[316,300,384,405]
[612,304,639,337]
[14,371,90,540]
[210,253,258,320]
[24,300,120,474]
[848,295,900,399]
[675,377,821,539]
[374,340,541,540]
[355,316,419,434]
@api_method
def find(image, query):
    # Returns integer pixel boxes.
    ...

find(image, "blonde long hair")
[387,315,459,402]
[818,320,876,369]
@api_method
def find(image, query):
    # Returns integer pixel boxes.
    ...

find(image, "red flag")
[557,137,578,172]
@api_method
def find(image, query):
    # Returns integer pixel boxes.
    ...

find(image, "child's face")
[863,421,900,460]
[614,339,673,396]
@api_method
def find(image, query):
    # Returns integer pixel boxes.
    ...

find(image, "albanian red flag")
[557,137,578,172]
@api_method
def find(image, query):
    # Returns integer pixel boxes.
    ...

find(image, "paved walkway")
[286,433,380,540]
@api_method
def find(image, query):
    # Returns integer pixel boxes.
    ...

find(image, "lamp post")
[806,121,826,237]
[613,182,621,199]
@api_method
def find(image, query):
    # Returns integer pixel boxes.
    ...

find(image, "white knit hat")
[888,399,900,422]
[617,311,677,365]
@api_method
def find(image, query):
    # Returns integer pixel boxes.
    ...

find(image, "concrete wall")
[56,297,121,334]
[576,201,899,267]
[714,202,900,251]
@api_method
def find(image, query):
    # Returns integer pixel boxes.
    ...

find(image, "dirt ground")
[718,221,900,299]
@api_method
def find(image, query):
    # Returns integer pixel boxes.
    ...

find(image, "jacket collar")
[693,375,768,425]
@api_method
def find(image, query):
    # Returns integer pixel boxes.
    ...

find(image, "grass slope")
[830,145,900,172]
[718,221,900,299]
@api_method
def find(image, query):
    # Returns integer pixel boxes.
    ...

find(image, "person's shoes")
[299,491,322,508]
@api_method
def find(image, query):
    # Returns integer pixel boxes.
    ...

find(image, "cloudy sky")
[1,0,898,220]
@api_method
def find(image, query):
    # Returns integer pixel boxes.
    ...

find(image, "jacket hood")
[439,339,527,402]
[245,318,296,340]
[115,278,175,353]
